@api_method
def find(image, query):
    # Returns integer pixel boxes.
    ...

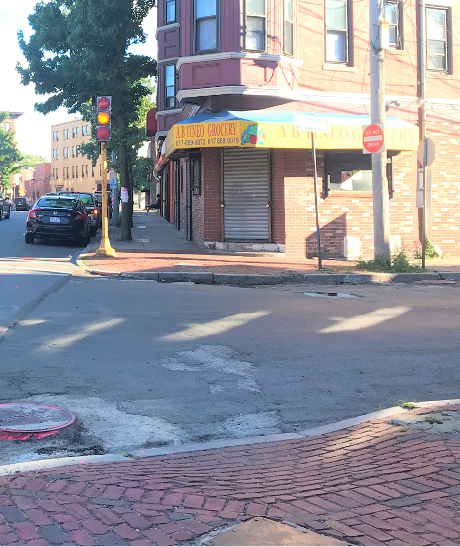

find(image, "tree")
[17,0,157,240]
[0,112,22,192]
[20,153,48,168]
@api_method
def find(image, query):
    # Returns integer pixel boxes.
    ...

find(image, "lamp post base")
[95,238,117,257]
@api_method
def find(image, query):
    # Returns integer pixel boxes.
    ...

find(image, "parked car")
[93,191,113,219]
[25,196,91,246]
[0,192,11,220]
[58,191,99,236]
[14,197,30,211]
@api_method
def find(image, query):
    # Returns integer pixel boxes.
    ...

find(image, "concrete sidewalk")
[2,401,460,545]
[77,211,460,285]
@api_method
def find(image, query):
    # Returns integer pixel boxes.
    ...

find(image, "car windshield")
[79,195,94,205]
[37,198,78,209]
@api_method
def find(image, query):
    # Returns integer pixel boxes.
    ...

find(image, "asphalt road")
[0,252,459,465]
[0,210,89,339]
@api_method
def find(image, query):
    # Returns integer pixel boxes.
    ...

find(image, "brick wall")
[426,121,460,255]
[272,148,420,259]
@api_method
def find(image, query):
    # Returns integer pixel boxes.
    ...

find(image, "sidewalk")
[78,211,460,284]
[2,401,460,545]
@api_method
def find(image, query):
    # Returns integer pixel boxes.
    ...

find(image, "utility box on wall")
[344,236,361,259]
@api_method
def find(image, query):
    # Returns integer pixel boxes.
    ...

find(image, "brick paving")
[83,250,358,277]
[79,211,460,278]
[1,405,460,545]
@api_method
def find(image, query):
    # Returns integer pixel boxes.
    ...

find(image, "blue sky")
[0,2,157,161]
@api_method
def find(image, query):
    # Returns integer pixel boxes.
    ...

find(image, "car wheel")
[25,233,34,244]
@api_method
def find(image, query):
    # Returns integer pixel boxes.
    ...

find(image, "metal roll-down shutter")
[223,148,270,241]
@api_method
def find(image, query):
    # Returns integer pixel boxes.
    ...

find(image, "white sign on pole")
[417,168,432,209]
[294,115,330,133]
[120,187,129,203]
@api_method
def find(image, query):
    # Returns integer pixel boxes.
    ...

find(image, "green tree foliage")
[0,113,22,191]
[17,0,157,239]
[20,153,48,168]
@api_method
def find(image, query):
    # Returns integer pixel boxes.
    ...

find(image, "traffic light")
[95,96,112,141]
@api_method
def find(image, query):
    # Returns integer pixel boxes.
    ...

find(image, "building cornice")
[177,85,460,109]
[176,52,304,70]
[155,22,180,39]
[155,108,183,119]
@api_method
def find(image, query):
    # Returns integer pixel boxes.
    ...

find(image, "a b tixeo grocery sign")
[165,118,419,157]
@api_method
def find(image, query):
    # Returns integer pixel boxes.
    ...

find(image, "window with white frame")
[165,64,176,109]
[53,149,56,160]
[76,126,79,137]
[165,0,176,23]
[244,0,266,51]
[63,147,67,159]
[195,0,217,52]
[384,1,403,49]
[56,131,59,141]
[325,0,351,64]
[53,131,56,142]
[426,7,451,72]
[63,130,66,140]
[82,125,85,136]
[56,149,59,160]
[284,0,294,55]
[72,127,75,138]
[72,146,76,158]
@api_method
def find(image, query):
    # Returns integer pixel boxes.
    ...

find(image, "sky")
[0,1,157,162]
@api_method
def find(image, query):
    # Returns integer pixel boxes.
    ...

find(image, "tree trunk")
[127,153,134,228]
[119,144,132,241]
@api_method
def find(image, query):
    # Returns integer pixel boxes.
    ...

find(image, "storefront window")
[324,151,396,194]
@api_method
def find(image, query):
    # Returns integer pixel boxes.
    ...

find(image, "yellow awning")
[164,110,419,158]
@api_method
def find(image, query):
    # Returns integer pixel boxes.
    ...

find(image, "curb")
[78,269,459,286]
[2,398,460,477]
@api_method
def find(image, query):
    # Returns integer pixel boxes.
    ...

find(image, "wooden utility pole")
[370,0,391,263]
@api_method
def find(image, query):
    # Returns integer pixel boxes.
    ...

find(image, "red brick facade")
[154,0,460,258]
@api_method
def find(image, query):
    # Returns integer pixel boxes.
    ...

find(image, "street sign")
[109,169,117,190]
[417,168,432,209]
[363,124,385,154]
[417,137,435,167]
[294,115,330,133]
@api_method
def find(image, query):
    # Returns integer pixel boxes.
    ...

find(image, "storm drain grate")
[0,403,76,433]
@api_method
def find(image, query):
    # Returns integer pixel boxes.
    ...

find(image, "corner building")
[149,0,460,258]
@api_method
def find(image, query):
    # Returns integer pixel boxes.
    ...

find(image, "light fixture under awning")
[164,109,419,158]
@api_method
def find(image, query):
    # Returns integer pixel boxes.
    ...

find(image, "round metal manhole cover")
[0,403,76,433]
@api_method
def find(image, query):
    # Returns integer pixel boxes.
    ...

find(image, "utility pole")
[419,0,428,269]
[95,142,116,257]
[370,0,391,263]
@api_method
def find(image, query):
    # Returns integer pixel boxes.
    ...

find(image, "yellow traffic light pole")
[95,142,116,257]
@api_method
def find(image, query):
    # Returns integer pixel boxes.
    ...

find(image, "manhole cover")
[0,403,76,433]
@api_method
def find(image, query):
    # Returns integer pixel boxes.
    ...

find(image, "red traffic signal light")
[95,96,112,141]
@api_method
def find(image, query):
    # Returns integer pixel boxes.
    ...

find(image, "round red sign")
[363,124,384,153]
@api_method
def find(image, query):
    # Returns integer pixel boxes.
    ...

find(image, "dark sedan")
[25,196,91,246]
[14,197,30,211]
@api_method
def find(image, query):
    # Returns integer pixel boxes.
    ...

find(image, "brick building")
[50,119,102,194]
[149,0,460,258]
[24,163,51,203]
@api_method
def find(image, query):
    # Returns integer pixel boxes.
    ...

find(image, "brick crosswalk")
[1,405,460,545]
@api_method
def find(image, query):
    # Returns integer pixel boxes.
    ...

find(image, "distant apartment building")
[50,119,102,193]
[25,163,51,203]
[148,0,460,258]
